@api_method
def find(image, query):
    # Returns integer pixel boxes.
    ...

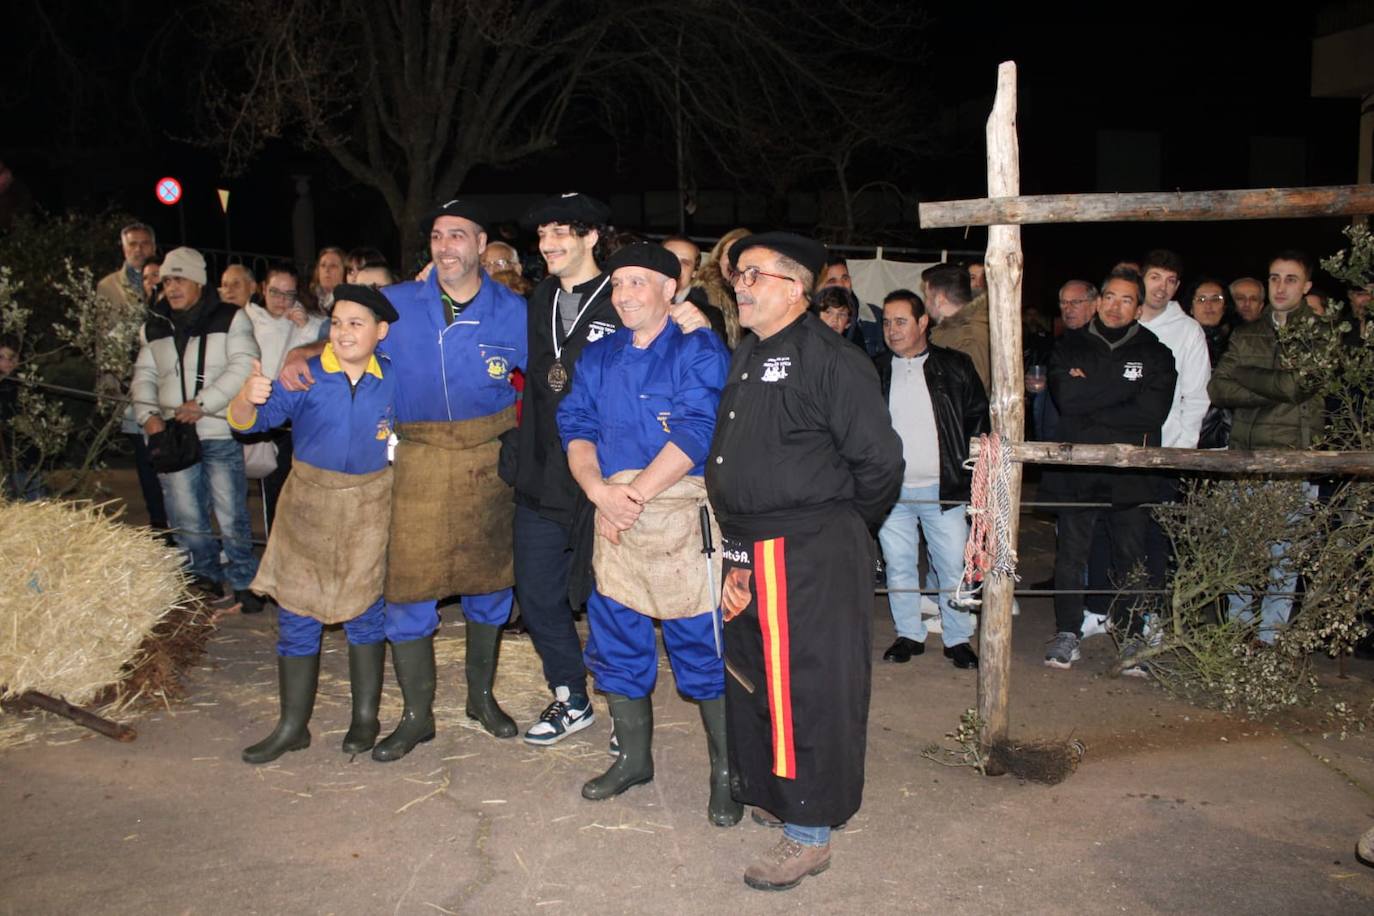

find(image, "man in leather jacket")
[873,290,989,669]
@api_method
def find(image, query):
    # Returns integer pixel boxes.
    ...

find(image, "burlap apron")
[250,459,393,624]
[592,470,722,619]
[384,407,516,603]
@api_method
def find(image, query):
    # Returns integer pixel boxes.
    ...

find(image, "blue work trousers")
[382,588,511,643]
[277,599,386,656]
[584,591,723,700]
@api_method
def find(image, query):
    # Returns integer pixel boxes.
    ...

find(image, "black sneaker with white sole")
[523,686,595,746]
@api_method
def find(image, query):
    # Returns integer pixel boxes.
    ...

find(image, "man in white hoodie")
[1137,249,1210,637]
[1139,249,1210,448]
[242,261,324,526]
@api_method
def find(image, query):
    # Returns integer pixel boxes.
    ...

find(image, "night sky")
[0,3,1363,306]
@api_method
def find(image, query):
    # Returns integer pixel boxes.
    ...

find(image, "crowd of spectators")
[13,218,1359,660]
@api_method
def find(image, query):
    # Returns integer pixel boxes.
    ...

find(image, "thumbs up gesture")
[243,359,273,405]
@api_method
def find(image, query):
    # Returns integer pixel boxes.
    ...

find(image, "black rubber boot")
[464,622,517,738]
[582,694,654,800]
[371,636,436,762]
[699,696,744,827]
[242,654,319,764]
[342,641,385,754]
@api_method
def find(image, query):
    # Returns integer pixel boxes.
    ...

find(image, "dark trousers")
[1054,506,1151,637]
[129,433,168,529]
[513,503,587,697]
[262,430,294,531]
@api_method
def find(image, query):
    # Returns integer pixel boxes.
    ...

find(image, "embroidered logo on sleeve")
[656,410,672,433]
[761,356,791,382]
[1122,361,1143,381]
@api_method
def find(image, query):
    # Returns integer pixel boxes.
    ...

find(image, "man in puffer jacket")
[1207,250,1326,642]
[130,246,261,610]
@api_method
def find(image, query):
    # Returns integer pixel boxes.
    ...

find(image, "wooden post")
[977,61,1022,765]
[918,184,1374,228]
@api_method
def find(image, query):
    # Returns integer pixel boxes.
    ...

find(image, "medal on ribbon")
[546,359,569,392]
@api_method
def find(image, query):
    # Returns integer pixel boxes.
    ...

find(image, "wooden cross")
[919,61,1374,765]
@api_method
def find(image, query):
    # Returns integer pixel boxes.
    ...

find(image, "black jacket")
[514,273,621,525]
[707,311,904,539]
[1040,317,1177,505]
[874,343,989,504]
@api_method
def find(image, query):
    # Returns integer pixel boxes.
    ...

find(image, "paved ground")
[4,474,1374,914]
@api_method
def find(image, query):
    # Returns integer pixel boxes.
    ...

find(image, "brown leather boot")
[742,835,831,891]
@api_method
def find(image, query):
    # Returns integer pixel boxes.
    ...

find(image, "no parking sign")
[155,177,183,206]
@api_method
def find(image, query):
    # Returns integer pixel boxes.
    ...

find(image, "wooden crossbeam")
[969,439,1374,476]
[919,184,1374,229]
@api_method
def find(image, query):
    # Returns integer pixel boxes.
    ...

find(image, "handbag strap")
[178,326,212,405]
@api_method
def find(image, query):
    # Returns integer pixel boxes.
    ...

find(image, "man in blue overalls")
[558,243,738,826]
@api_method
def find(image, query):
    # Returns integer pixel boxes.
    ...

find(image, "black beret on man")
[522,192,611,230]
[605,242,682,282]
[728,231,828,279]
[425,197,489,234]
[332,283,400,323]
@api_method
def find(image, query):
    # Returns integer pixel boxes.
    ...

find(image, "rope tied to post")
[959,433,1019,603]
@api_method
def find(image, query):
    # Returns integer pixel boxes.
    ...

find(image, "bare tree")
[201,0,626,262]
[200,0,929,258]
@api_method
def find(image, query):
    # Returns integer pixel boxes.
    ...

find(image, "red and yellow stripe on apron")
[754,537,795,779]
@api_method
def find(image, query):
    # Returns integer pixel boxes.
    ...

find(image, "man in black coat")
[1041,267,1177,671]
[707,232,903,891]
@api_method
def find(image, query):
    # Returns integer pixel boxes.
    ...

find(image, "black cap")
[728,231,828,279]
[522,192,611,230]
[332,283,400,323]
[605,242,682,282]
[424,197,489,235]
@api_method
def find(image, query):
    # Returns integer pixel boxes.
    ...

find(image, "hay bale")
[0,499,190,706]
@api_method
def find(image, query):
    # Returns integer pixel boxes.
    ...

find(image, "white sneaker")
[1081,611,1109,639]
[522,685,595,746]
[922,614,943,635]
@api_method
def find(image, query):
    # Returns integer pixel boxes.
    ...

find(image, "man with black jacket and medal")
[515,193,709,746]
[707,232,904,891]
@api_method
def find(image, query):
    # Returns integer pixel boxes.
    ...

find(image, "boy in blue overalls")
[229,284,399,764]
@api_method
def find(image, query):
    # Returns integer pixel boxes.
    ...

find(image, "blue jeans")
[783,823,831,847]
[878,484,974,646]
[159,435,259,589]
[1226,482,1316,645]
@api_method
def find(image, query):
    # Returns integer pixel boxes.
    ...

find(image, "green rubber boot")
[371,636,436,762]
[582,694,654,800]
[699,696,744,826]
[342,642,385,754]
[464,622,517,738]
[242,654,319,764]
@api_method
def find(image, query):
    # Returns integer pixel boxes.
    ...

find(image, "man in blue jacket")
[558,243,736,825]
